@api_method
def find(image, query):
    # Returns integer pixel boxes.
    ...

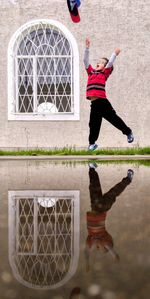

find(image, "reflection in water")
[85,163,134,270]
[8,190,80,289]
[0,161,149,298]
[69,287,81,299]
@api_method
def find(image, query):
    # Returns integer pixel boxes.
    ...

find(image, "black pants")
[89,98,132,144]
[89,168,131,212]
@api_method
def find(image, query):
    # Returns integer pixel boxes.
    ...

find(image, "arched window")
[8,190,80,289]
[8,20,79,120]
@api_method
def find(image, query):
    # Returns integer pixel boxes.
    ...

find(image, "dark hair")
[102,57,109,66]
[102,57,114,73]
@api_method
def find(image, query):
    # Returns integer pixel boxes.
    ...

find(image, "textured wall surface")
[0,0,150,149]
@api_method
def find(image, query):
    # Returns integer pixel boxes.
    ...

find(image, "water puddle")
[0,160,150,299]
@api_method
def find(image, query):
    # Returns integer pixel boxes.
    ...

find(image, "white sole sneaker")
[127,132,134,143]
[88,144,98,151]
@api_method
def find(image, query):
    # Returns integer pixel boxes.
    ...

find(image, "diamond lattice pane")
[12,196,74,287]
[17,58,33,112]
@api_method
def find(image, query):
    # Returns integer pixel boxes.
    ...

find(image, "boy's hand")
[114,48,121,56]
[86,38,90,48]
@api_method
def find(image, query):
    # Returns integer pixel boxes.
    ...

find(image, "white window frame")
[8,19,80,121]
[8,190,80,289]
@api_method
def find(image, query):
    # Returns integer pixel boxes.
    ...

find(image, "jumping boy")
[84,38,134,150]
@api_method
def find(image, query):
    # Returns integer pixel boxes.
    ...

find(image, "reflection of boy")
[69,287,81,299]
[84,38,134,151]
[85,165,134,270]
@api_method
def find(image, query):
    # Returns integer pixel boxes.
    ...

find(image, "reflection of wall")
[8,190,80,289]
[0,161,150,299]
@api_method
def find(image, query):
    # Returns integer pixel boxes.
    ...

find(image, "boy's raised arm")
[106,48,121,68]
[83,38,90,69]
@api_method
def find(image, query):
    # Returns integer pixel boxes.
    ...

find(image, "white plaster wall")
[0,0,150,149]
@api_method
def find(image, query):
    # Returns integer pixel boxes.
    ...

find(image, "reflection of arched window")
[8,20,79,120]
[8,190,80,289]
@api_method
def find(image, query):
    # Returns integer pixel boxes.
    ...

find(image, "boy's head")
[96,57,109,71]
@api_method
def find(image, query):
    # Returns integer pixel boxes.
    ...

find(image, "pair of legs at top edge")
[88,98,134,151]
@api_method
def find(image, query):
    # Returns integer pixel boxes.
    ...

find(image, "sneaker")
[88,144,98,151]
[127,131,134,143]
[88,162,98,169]
[127,169,134,181]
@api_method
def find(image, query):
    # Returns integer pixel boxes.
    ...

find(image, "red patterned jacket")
[86,65,113,99]
[86,211,113,250]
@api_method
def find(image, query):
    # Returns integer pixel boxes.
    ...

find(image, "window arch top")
[17,27,71,56]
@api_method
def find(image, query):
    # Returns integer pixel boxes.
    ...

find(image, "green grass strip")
[0,146,150,156]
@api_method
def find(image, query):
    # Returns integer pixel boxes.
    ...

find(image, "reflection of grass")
[41,160,150,169]
[52,159,150,167]
[0,147,150,156]
[86,160,150,167]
